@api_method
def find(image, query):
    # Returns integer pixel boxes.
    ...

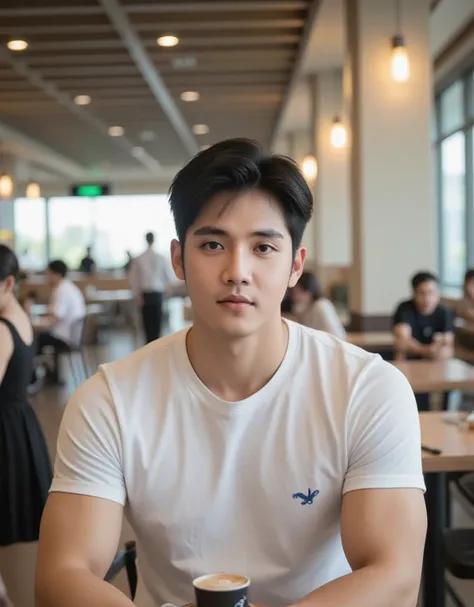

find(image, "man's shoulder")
[291,321,379,378]
[395,298,414,314]
[101,329,186,388]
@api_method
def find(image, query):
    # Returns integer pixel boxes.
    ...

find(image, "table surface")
[31,302,104,317]
[393,358,474,392]
[346,331,394,348]
[420,412,474,473]
[86,289,133,302]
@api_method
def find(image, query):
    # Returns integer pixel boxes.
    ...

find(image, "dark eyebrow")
[192,226,284,239]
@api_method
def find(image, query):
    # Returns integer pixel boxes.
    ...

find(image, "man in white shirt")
[129,232,175,343]
[36,139,427,607]
[36,259,86,383]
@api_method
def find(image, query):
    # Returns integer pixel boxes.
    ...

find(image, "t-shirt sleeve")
[50,370,126,505]
[392,301,410,327]
[343,357,425,494]
[441,306,453,332]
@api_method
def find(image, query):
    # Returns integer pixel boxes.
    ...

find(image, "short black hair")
[168,138,313,254]
[296,271,324,301]
[146,232,154,245]
[0,245,19,282]
[411,271,438,291]
[465,269,474,284]
[48,259,68,278]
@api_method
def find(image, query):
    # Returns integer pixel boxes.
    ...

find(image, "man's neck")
[186,315,289,402]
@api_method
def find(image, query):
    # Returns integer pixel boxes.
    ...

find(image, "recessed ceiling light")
[140,130,155,142]
[193,124,209,135]
[74,94,91,106]
[108,126,124,137]
[7,39,28,51]
[181,91,200,102]
[157,35,179,48]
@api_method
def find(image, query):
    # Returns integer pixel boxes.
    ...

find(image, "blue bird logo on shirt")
[293,488,319,505]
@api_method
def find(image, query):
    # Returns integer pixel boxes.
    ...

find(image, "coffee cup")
[193,573,250,607]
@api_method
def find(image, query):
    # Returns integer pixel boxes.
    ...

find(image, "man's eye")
[201,241,223,251]
[256,244,275,254]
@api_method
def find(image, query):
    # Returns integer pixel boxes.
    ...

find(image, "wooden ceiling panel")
[0,0,315,174]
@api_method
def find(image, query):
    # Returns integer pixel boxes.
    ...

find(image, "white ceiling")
[275,0,474,143]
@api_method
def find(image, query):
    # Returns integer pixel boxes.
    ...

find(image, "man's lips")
[217,295,254,310]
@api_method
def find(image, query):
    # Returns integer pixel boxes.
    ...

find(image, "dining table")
[420,411,474,606]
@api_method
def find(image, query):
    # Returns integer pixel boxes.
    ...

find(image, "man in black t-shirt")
[392,271,454,410]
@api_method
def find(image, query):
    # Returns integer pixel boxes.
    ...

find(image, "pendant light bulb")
[391,35,409,82]
[301,155,318,181]
[330,117,347,149]
[26,182,41,199]
[0,174,13,199]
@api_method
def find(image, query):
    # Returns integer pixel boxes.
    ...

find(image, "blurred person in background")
[291,271,346,339]
[392,271,453,411]
[79,246,96,275]
[35,260,86,384]
[455,268,474,325]
[392,271,453,361]
[0,245,52,552]
[129,232,175,343]
[124,250,134,273]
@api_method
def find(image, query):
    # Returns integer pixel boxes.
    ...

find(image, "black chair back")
[104,540,137,601]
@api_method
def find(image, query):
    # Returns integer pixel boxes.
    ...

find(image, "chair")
[57,313,99,389]
[104,540,137,601]
[454,472,474,507]
[444,529,474,607]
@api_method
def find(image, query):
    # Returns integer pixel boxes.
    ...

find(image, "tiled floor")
[1,324,474,606]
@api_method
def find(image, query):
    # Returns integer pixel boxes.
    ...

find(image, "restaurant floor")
[1,329,473,606]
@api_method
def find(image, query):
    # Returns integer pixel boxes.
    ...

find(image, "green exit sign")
[70,184,110,197]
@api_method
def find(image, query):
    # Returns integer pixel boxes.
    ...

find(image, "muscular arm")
[35,493,132,607]
[36,372,130,605]
[290,489,426,607]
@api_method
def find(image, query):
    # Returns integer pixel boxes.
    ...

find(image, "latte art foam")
[194,574,249,591]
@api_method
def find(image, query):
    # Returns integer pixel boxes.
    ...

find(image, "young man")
[36,260,86,383]
[79,246,96,275]
[36,140,426,607]
[392,271,454,411]
[392,271,454,362]
[129,232,175,343]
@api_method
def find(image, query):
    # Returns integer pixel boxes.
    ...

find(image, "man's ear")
[288,247,306,287]
[170,239,185,281]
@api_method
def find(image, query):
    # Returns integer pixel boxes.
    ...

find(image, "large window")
[436,71,474,288]
[48,196,95,269]
[440,132,466,285]
[13,198,48,270]
[12,194,174,272]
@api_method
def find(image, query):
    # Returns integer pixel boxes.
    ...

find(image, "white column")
[313,70,351,268]
[346,0,435,328]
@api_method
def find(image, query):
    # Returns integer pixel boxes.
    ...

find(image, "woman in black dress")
[0,245,52,548]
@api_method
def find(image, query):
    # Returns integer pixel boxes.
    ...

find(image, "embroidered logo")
[293,488,319,505]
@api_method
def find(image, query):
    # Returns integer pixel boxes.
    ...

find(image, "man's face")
[46,269,60,287]
[413,280,440,315]
[171,189,305,339]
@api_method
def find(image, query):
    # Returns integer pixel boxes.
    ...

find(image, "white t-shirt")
[129,247,175,297]
[50,279,86,345]
[51,321,425,607]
